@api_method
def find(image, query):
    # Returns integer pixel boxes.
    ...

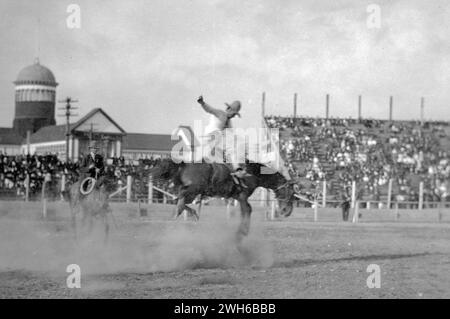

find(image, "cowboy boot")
[231,169,249,188]
[231,174,241,186]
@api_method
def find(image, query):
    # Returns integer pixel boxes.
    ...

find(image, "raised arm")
[197,96,226,118]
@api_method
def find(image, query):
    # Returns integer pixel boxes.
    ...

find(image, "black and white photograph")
[0,0,449,305]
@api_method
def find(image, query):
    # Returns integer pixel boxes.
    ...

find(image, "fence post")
[41,180,47,219]
[260,188,266,207]
[395,202,399,220]
[313,198,318,222]
[60,174,66,201]
[418,181,423,210]
[351,181,356,209]
[270,190,276,220]
[148,177,153,204]
[367,201,371,210]
[25,173,30,202]
[387,179,393,209]
[352,200,359,223]
[322,179,327,208]
[42,198,47,219]
[126,175,132,203]
[138,199,146,217]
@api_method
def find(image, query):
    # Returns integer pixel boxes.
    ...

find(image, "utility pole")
[293,93,298,118]
[89,123,96,142]
[261,92,266,122]
[420,97,425,126]
[389,96,393,121]
[87,122,102,155]
[58,97,78,162]
[358,95,362,122]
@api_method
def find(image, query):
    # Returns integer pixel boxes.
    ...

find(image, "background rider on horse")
[80,140,106,192]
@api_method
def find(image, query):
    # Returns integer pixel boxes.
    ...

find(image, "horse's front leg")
[236,194,252,244]
[175,188,198,221]
[196,195,202,220]
[176,199,199,221]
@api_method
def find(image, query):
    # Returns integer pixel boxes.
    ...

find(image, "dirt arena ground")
[0,201,449,298]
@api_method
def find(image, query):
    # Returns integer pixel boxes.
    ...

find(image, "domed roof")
[14,59,57,86]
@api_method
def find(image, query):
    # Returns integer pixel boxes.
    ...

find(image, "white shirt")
[204,114,230,136]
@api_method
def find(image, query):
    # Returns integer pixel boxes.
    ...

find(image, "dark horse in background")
[151,159,300,243]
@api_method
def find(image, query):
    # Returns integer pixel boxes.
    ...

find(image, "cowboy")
[197,95,250,187]
[81,140,105,188]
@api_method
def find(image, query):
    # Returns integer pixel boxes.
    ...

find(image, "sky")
[0,0,449,134]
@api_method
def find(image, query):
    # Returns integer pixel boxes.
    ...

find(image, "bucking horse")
[150,159,300,243]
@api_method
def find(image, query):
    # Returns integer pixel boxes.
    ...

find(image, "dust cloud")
[0,209,274,277]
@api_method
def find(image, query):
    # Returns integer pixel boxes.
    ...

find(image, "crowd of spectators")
[0,153,167,201]
[2,116,450,203]
[266,116,450,201]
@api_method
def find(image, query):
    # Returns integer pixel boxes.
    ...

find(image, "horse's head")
[273,180,300,218]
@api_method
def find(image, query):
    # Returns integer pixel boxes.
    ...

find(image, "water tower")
[13,59,58,137]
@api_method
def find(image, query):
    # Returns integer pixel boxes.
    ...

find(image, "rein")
[275,181,291,192]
